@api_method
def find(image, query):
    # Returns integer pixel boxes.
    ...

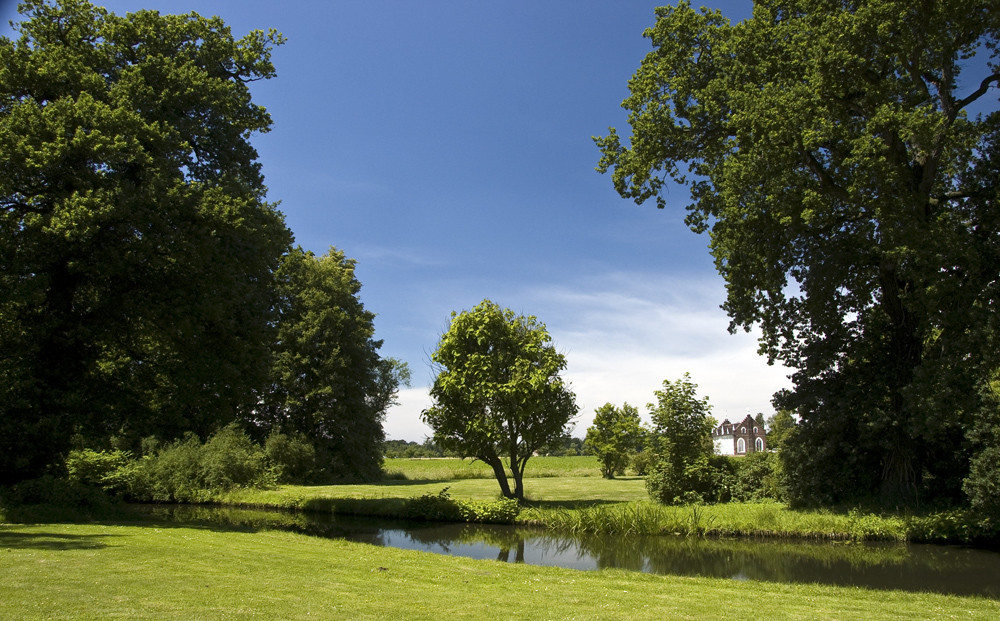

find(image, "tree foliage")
[586,402,644,478]
[255,247,408,481]
[422,300,578,500]
[597,0,1000,506]
[645,374,722,504]
[764,409,797,452]
[0,0,291,483]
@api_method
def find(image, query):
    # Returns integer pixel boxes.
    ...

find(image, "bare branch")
[956,72,1000,111]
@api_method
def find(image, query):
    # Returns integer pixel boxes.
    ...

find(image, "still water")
[130,504,1000,598]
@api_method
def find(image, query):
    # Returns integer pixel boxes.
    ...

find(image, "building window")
[737,438,746,454]
[755,437,764,452]
[741,426,746,433]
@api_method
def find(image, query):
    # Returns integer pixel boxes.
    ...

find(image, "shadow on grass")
[0,529,118,551]
[370,478,455,487]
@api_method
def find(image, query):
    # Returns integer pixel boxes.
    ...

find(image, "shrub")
[66,449,134,496]
[630,447,655,476]
[646,454,734,504]
[0,475,116,521]
[964,444,1000,521]
[129,425,276,502]
[265,430,318,483]
[730,451,785,502]
[200,425,274,490]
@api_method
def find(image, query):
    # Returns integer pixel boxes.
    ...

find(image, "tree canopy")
[256,247,409,481]
[422,300,577,500]
[597,0,1000,507]
[0,0,292,483]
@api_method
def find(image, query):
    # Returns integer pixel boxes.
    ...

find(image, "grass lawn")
[2,521,996,620]
[383,455,604,480]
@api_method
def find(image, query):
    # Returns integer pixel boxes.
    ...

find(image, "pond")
[128,504,1000,599]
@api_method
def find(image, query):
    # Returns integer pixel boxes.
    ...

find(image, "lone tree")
[422,300,577,500]
[596,0,1000,507]
[0,0,290,483]
[586,402,644,479]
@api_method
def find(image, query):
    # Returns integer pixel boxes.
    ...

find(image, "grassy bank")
[212,458,993,544]
[1,521,996,620]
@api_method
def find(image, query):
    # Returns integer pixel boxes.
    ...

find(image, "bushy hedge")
[127,427,275,502]
[64,425,323,502]
[265,430,319,483]
[728,451,786,502]
[647,451,787,505]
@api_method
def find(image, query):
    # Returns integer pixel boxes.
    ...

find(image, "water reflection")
[129,504,1000,598]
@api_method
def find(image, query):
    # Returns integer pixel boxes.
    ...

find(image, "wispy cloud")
[351,243,447,268]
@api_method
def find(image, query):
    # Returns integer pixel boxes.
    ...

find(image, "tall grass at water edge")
[524,501,916,541]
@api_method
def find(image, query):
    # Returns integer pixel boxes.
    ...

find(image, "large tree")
[255,247,408,481]
[597,0,1000,506]
[0,0,291,483]
[422,300,578,500]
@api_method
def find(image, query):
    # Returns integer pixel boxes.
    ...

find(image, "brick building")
[712,414,767,456]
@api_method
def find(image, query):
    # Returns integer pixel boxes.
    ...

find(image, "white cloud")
[381,270,793,441]
[383,387,434,442]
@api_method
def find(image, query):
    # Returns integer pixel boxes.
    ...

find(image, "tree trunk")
[877,260,924,505]
[484,456,513,499]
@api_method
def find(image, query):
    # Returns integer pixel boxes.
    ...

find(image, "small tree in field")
[421,300,578,501]
[645,374,720,504]
[586,402,643,479]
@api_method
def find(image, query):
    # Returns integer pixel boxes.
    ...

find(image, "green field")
[2,521,996,620]
[383,455,604,480]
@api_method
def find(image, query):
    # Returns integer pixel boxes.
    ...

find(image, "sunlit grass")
[382,455,603,480]
[2,522,996,620]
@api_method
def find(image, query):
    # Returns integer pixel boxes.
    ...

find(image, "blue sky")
[3,1,797,440]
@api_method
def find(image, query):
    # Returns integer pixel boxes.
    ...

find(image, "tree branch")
[928,186,996,206]
[956,72,1000,111]
[799,148,849,202]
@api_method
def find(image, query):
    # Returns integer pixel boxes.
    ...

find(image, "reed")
[523,500,915,542]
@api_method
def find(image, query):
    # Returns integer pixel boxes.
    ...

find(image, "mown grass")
[382,455,603,480]
[1,521,996,620]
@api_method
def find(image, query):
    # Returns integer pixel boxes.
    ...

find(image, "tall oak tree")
[597,0,1000,505]
[0,0,291,482]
